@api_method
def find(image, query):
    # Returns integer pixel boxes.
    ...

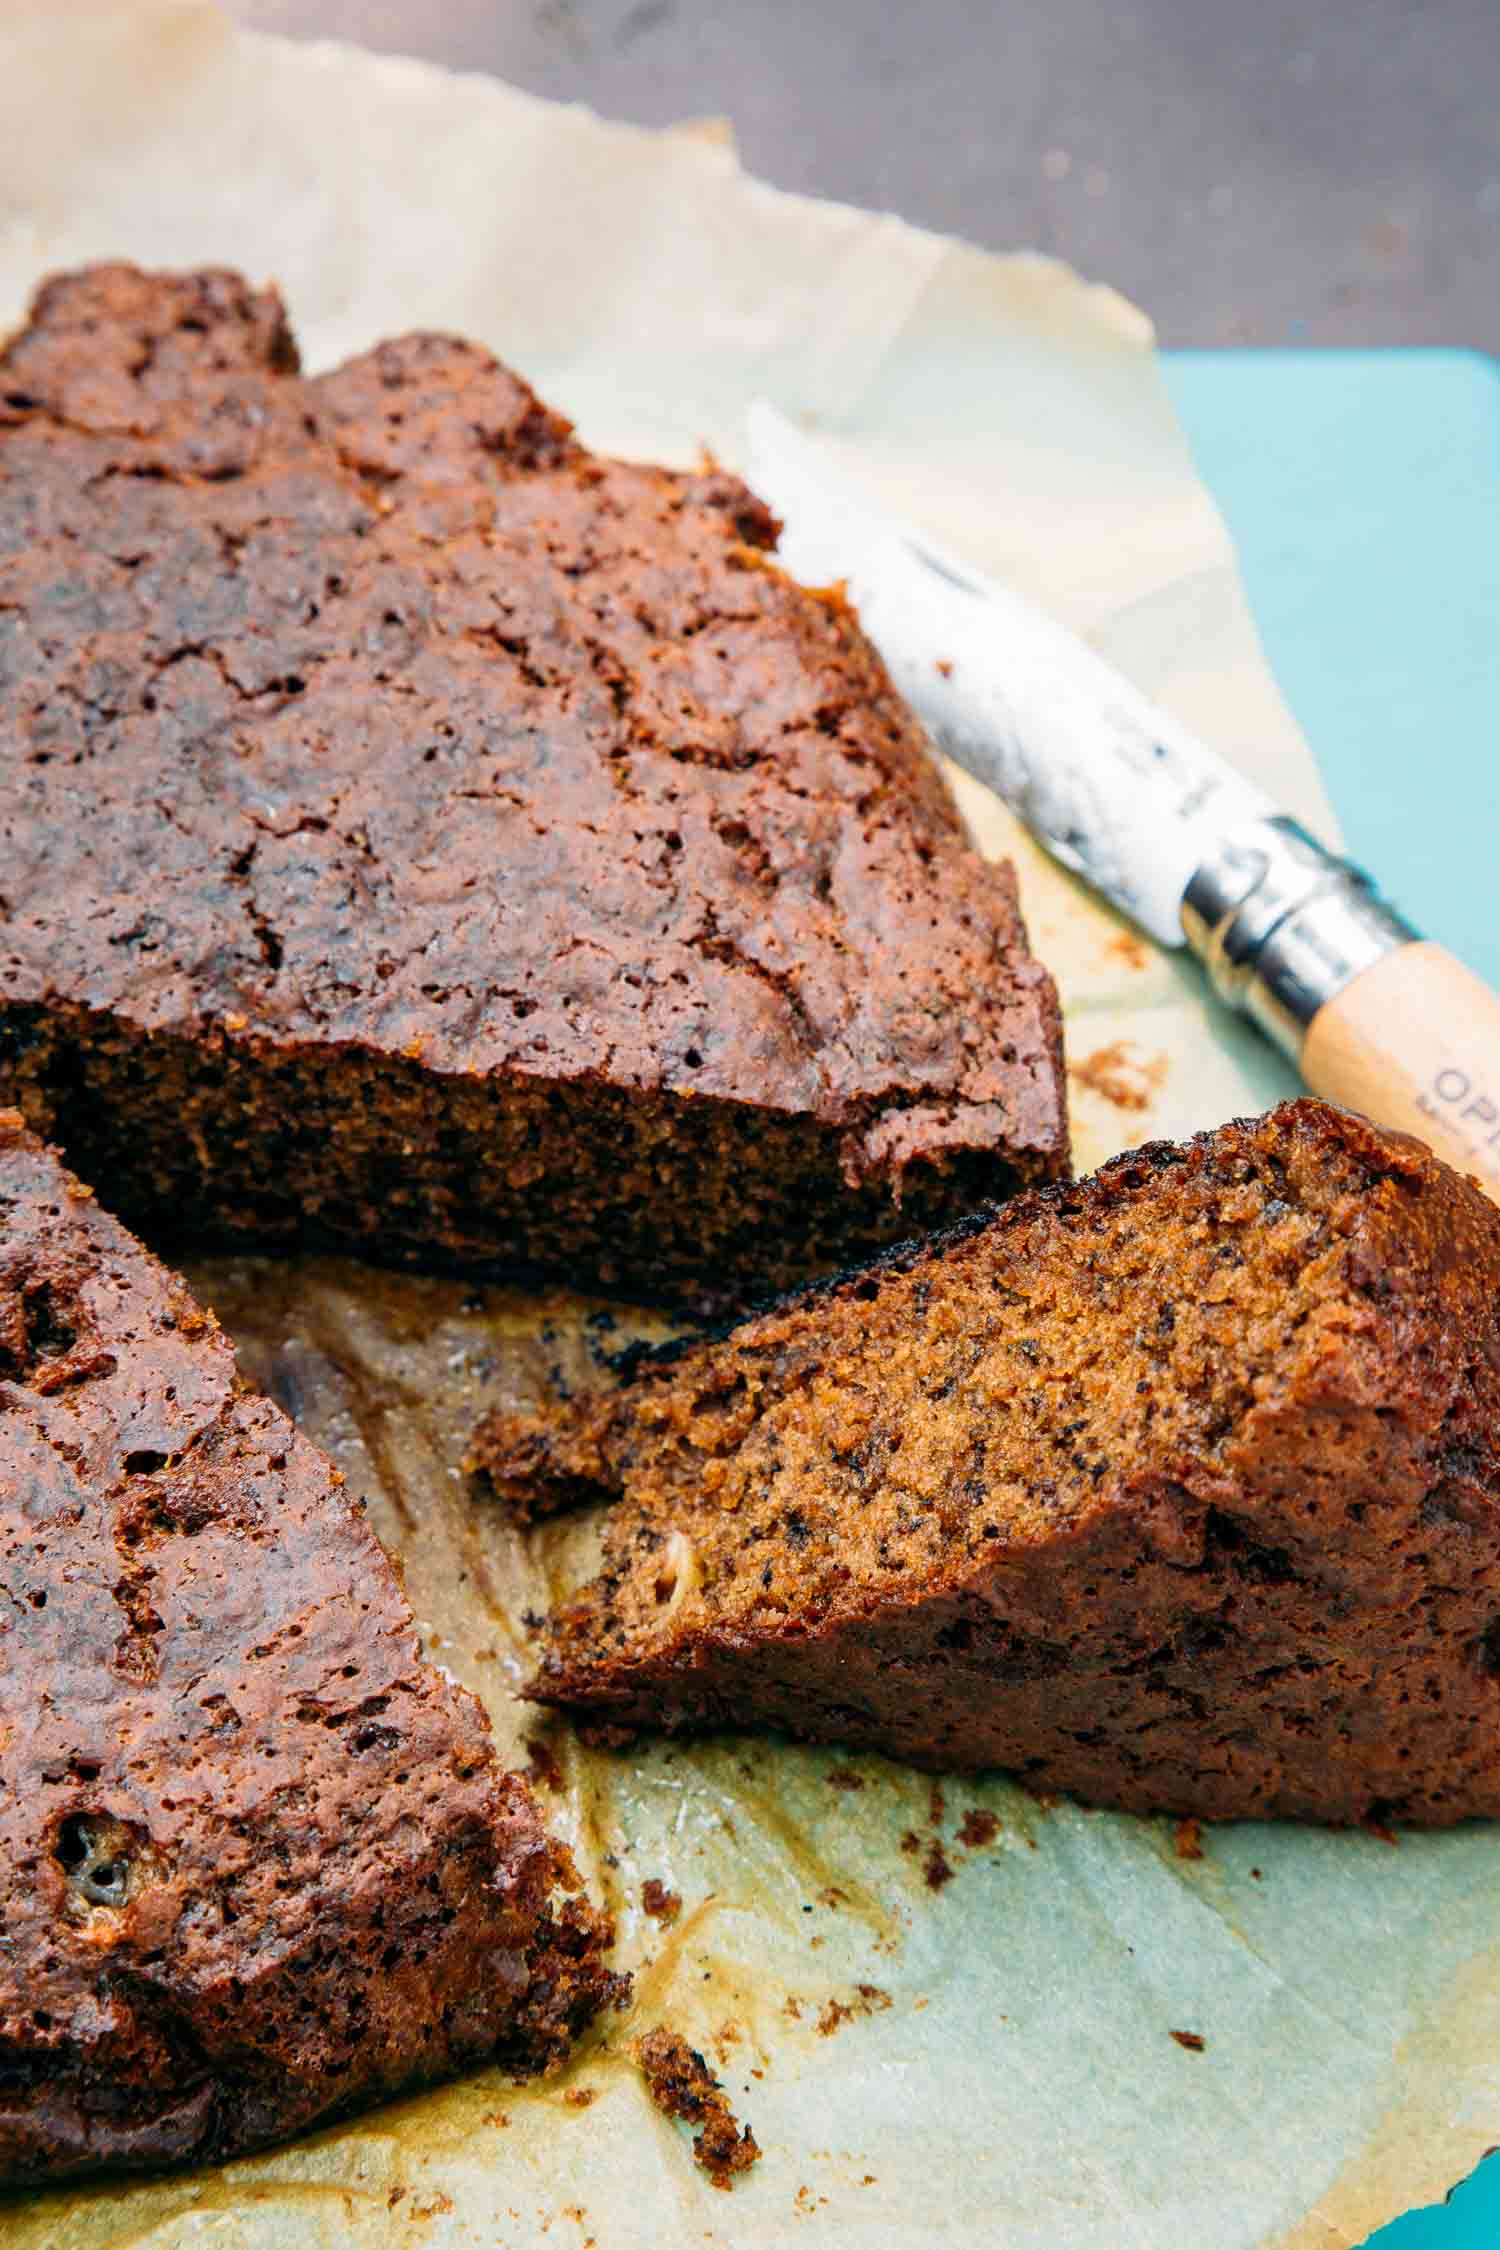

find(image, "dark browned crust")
[634,2029,760,2187]
[489,1101,1500,1825]
[0,1113,622,2188]
[0,262,1067,1308]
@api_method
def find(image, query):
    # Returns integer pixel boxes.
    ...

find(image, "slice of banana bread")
[475,1101,1500,1824]
[0,262,1066,1308]
[0,1113,620,2186]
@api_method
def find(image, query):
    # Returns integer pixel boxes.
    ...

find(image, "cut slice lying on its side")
[472,1101,1500,1824]
[0,262,1066,1308]
[0,1113,620,2187]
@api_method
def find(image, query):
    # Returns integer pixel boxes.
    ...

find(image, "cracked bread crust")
[0,1113,620,2186]
[0,262,1066,1304]
[484,1102,1500,1824]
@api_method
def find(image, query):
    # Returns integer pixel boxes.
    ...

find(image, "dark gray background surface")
[231,0,1499,349]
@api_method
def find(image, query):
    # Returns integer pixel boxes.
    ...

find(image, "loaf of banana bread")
[474,1101,1500,1824]
[0,1113,620,2185]
[0,263,1066,1306]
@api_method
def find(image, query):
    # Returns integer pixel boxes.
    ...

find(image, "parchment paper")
[0,7,1491,2245]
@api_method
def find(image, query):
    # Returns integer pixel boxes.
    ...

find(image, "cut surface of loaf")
[0,1113,620,2186]
[0,262,1066,1306]
[472,1101,1500,1824]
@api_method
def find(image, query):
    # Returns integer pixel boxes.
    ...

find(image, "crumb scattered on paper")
[634,2029,761,2188]
[641,1880,682,1926]
[1070,1039,1170,1112]
[1174,1817,1205,1861]
[816,1984,893,2036]
[1105,928,1152,971]
[923,1841,955,1892]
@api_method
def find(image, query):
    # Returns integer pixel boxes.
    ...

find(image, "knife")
[747,402,1500,1199]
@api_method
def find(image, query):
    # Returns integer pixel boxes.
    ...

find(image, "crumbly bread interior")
[546,1123,1369,1668]
[487,1106,1500,1822]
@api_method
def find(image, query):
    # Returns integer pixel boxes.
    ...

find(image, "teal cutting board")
[1164,348,1500,2249]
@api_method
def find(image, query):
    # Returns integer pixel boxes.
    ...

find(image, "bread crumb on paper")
[641,1878,682,1926]
[1174,1817,1205,1861]
[1105,928,1151,971]
[816,1985,892,2037]
[635,2028,761,2188]
[923,1840,955,1891]
[1069,1039,1169,1112]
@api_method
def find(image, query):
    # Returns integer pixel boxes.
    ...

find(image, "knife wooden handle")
[1301,940,1500,1200]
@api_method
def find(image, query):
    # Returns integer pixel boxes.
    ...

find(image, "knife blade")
[748,400,1277,951]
